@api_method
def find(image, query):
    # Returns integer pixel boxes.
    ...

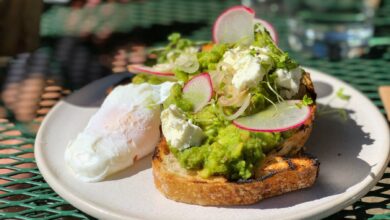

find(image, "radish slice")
[213,6,255,44]
[254,18,278,44]
[183,73,213,112]
[233,100,311,132]
[127,64,175,76]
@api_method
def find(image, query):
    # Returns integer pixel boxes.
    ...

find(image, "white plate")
[35,68,390,220]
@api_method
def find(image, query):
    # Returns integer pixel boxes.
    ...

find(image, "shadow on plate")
[105,154,152,182]
[64,73,134,108]
[230,105,374,209]
[313,81,334,98]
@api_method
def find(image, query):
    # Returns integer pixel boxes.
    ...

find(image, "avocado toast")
[152,72,317,206]
[129,6,318,206]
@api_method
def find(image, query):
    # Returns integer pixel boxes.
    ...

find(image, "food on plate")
[146,6,318,205]
[65,82,175,182]
[65,4,318,205]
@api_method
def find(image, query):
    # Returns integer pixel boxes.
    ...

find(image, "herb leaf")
[336,88,351,101]
[295,95,313,109]
[302,95,313,106]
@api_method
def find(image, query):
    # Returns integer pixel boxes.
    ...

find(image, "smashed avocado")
[171,124,281,180]
[167,98,282,180]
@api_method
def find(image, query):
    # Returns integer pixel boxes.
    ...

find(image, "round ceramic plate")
[35,68,390,220]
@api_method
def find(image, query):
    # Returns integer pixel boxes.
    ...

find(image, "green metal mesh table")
[1,0,390,219]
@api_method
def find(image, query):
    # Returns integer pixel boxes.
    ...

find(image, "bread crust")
[152,139,319,206]
[152,71,319,206]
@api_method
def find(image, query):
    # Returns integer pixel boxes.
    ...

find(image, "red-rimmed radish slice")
[127,64,174,76]
[183,73,213,112]
[213,6,255,44]
[233,100,311,132]
[254,18,278,44]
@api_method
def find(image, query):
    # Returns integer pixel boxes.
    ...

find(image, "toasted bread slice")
[152,71,318,206]
[152,139,319,206]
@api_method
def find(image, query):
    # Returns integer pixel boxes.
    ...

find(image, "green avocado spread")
[132,23,312,181]
[166,88,282,180]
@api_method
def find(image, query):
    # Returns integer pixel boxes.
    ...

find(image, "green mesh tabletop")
[1,0,390,219]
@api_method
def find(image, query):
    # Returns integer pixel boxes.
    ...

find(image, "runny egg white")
[64,82,175,182]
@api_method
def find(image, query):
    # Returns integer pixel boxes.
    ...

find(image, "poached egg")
[65,82,175,182]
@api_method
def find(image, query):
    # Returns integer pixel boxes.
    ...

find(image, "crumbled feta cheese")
[256,54,273,69]
[220,47,272,90]
[220,47,243,69]
[231,54,262,90]
[275,67,302,98]
[249,46,273,68]
[161,105,205,150]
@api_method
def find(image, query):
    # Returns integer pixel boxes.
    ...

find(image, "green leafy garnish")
[296,95,313,108]
[156,33,195,64]
[303,95,314,105]
[336,88,351,101]
[253,23,298,70]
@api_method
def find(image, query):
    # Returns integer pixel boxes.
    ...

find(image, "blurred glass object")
[242,0,286,18]
[286,0,381,59]
[0,0,43,56]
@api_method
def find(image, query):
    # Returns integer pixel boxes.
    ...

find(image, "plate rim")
[35,68,390,220]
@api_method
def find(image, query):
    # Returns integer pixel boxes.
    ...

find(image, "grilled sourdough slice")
[152,139,319,206]
[152,71,318,206]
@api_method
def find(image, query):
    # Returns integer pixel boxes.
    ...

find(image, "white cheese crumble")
[161,105,205,150]
[220,47,273,91]
[275,67,303,98]
[231,54,262,90]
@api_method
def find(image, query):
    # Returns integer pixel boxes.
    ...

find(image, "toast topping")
[275,67,303,99]
[129,6,316,181]
[161,105,205,150]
